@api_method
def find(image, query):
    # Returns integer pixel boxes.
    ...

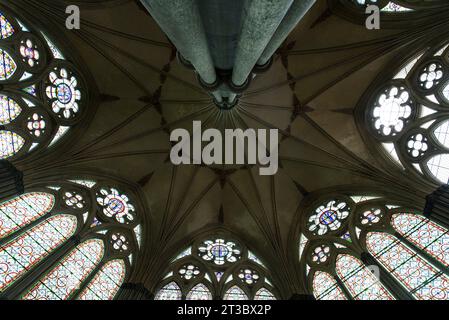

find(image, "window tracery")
[301,194,449,300]
[0,7,87,161]
[343,0,448,13]
[0,178,143,300]
[360,39,449,184]
[155,236,277,300]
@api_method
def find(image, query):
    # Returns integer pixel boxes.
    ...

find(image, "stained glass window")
[198,239,241,265]
[223,286,248,300]
[304,195,449,300]
[158,235,276,300]
[0,214,77,291]
[371,85,413,138]
[391,213,449,266]
[352,1,414,12]
[366,232,449,300]
[312,271,347,300]
[77,259,126,300]
[96,188,136,224]
[0,49,16,80]
[155,282,182,300]
[335,254,394,300]
[46,67,81,119]
[0,192,55,238]
[0,8,86,160]
[238,268,260,285]
[0,95,21,125]
[254,288,276,300]
[179,264,201,280]
[0,12,14,39]
[307,200,350,235]
[23,239,105,300]
[0,130,25,159]
[0,178,139,300]
[20,39,40,67]
[186,284,212,300]
[363,39,449,184]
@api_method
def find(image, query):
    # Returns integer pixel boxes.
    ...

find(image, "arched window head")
[0,192,55,238]
[366,232,449,300]
[339,0,449,14]
[300,193,449,300]
[155,282,182,300]
[155,234,277,300]
[349,0,414,12]
[0,178,144,300]
[332,1,449,29]
[77,259,127,300]
[223,286,248,300]
[0,6,88,161]
[359,38,449,184]
[186,283,213,301]
[0,214,77,291]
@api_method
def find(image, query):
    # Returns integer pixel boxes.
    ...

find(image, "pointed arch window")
[23,238,105,300]
[350,1,414,12]
[0,192,54,238]
[186,284,213,301]
[0,5,88,161]
[77,259,126,300]
[0,214,77,291]
[335,1,449,22]
[155,282,182,300]
[0,178,143,300]
[359,34,449,184]
[312,271,347,300]
[391,213,449,266]
[155,236,277,300]
[301,194,449,300]
[366,232,449,300]
[224,286,248,300]
[254,288,277,300]
[335,254,393,300]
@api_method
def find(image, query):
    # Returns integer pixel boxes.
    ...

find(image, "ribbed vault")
[5,0,448,298]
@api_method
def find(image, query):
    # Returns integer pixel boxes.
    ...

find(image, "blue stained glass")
[0,13,14,39]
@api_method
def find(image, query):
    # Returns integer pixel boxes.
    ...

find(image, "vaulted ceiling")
[10,0,442,296]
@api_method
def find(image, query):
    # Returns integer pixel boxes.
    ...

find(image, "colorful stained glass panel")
[366,232,449,300]
[223,286,248,300]
[0,13,14,39]
[0,95,21,125]
[77,259,126,300]
[155,282,182,300]
[313,271,347,300]
[0,49,16,80]
[336,254,394,300]
[254,288,276,300]
[0,214,77,291]
[186,283,212,300]
[0,130,24,159]
[22,239,104,300]
[0,192,55,239]
[392,213,449,266]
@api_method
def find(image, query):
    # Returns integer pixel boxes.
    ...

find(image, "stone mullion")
[361,252,415,300]
[395,232,449,278]
[333,275,353,300]
[71,260,105,300]
[0,212,51,247]
[0,235,80,300]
